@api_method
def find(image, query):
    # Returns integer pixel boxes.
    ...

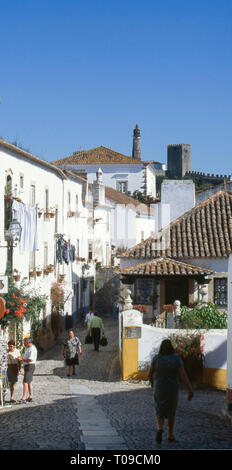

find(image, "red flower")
[5,309,10,314]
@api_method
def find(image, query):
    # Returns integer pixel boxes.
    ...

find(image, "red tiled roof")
[117,257,214,276]
[53,146,138,165]
[52,146,163,166]
[121,190,232,259]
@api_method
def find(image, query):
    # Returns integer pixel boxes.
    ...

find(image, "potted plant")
[44,211,50,219]
[13,269,21,282]
[48,264,54,273]
[59,274,65,281]
[36,266,42,277]
[38,209,43,218]
[49,209,55,218]
[29,270,36,279]
[67,211,75,218]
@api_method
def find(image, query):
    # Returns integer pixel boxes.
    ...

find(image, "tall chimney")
[132,124,141,160]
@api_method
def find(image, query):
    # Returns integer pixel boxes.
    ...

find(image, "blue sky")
[0,0,231,173]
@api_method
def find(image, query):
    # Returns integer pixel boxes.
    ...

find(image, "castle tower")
[167,144,191,179]
[132,124,141,160]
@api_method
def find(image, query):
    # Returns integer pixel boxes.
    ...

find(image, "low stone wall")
[120,309,227,389]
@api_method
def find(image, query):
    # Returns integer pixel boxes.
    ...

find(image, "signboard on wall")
[0,276,8,294]
[125,327,142,339]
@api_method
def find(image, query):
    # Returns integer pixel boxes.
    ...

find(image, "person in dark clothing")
[148,339,193,444]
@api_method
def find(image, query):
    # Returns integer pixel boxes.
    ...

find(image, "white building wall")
[157,180,195,228]
[135,215,155,245]
[137,325,227,372]
[145,166,156,198]
[59,163,156,197]
[0,145,94,328]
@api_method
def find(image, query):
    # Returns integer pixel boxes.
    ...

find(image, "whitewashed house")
[0,139,106,339]
[104,183,155,250]
[52,125,162,199]
[119,190,231,323]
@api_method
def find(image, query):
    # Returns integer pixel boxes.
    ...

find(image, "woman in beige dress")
[7,340,22,402]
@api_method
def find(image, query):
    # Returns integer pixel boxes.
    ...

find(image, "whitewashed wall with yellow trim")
[120,316,228,389]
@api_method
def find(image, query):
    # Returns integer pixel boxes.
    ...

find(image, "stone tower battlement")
[167,144,191,179]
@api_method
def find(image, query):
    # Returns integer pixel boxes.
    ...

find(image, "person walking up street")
[84,310,94,329]
[62,329,82,377]
[7,340,22,403]
[148,339,194,444]
[16,337,37,404]
[88,313,105,352]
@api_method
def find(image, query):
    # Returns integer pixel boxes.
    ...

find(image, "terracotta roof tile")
[53,146,164,166]
[53,146,139,165]
[121,190,232,259]
[117,257,214,276]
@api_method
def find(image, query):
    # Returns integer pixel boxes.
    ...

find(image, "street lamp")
[8,219,22,243]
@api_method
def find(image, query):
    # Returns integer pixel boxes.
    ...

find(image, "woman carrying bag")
[62,329,82,377]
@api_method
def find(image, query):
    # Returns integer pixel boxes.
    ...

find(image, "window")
[117,181,128,193]
[29,252,36,272]
[88,241,93,260]
[214,278,227,306]
[20,174,24,190]
[68,192,71,211]
[75,195,79,219]
[44,243,48,268]
[76,239,80,259]
[30,184,36,205]
[45,188,49,212]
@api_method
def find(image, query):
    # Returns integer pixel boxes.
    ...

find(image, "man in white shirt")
[16,337,37,404]
[85,310,94,328]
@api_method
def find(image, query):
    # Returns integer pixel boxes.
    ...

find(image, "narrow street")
[0,317,231,451]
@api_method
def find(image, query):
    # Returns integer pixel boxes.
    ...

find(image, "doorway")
[165,278,189,306]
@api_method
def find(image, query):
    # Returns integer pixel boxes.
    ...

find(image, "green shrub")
[180,303,227,329]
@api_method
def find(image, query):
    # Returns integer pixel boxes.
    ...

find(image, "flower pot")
[38,212,43,218]
[36,271,42,277]
[49,213,55,218]
[29,272,36,279]
[13,275,21,281]
[59,274,65,280]
[44,213,50,219]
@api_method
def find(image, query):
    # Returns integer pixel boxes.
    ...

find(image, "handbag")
[99,336,108,347]
[74,352,79,364]
[85,334,93,344]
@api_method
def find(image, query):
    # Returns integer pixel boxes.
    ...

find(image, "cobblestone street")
[0,317,231,451]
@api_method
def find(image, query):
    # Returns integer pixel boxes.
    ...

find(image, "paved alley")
[0,317,231,451]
